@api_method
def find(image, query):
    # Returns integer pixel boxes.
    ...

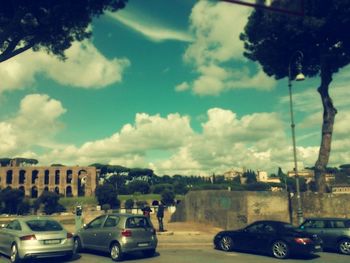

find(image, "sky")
[0,0,349,176]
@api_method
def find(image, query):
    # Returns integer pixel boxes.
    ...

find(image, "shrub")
[124,199,134,209]
[102,204,111,213]
[161,189,175,206]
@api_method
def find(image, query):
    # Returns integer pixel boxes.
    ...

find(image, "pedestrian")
[157,202,165,232]
[141,205,152,217]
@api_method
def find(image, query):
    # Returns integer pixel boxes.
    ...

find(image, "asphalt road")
[1,248,349,263]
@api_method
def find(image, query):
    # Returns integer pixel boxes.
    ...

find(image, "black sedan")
[214,220,322,259]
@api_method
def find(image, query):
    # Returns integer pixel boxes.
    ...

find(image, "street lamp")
[288,50,305,225]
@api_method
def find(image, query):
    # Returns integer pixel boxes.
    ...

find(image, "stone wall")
[0,166,97,197]
[171,190,350,230]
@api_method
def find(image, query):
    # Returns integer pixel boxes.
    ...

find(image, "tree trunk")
[314,59,337,193]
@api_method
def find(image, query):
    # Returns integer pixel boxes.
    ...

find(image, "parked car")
[0,217,75,263]
[300,217,350,255]
[214,220,322,259]
[75,213,158,261]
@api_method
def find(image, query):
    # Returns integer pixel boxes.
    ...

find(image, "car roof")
[251,220,290,225]
[106,213,147,217]
[304,217,350,221]
[16,216,60,222]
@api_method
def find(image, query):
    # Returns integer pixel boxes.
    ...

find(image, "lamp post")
[288,50,305,225]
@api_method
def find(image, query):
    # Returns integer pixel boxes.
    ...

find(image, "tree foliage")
[241,0,350,192]
[95,183,120,208]
[0,0,128,63]
[0,187,25,214]
[36,190,66,215]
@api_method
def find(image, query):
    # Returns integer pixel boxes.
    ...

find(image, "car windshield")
[26,220,63,231]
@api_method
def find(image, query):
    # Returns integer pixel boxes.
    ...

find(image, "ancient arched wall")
[0,166,97,198]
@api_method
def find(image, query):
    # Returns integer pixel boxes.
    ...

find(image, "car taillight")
[121,229,132,237]
[20,235,36,241]
[294,238,312,245]
[67,232,73,239]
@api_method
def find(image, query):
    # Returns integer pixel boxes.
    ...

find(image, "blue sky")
[0,0,349,176]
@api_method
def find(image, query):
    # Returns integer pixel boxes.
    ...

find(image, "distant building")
[257,170,281,184]
[331,185,350,194]
[223,169,243,181]
[0,163,97,198]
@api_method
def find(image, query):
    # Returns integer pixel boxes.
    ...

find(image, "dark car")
[75,213,157,261]
[214,220,322,259]
[300,218,350,255]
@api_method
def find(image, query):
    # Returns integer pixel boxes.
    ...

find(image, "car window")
[263,224,276,233]
[245,223,265,233]
[301,220,326,229]
[87,216,105,229]
[6,220,22,231]
[26,220,63,231]
[103,215,119,228]
[330,220,349,228]
[126,217,150,228]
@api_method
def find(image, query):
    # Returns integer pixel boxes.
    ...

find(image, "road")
[1,247,349,263]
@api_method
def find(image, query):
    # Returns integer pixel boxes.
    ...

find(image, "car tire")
[219,236,234,251]
[110,242,123,261]
[338,239,350,255]
[271,240,289,259]
[74,237,82,253]
[143,248,156,257]
[10,243,21,263]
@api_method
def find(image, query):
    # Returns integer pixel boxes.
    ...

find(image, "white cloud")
[0,94,66,155]
[2,98,349,175]
[175,82,190,92]
[0,40,130,93]
[180,1,276,96]
[108,11,193,42]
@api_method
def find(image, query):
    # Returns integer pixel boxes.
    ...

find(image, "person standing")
[141,205,152,217]
[157,203,165,232]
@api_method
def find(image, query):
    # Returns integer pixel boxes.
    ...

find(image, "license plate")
[138,243,149,247]
[315,245,321,249]
[44,239,61,245]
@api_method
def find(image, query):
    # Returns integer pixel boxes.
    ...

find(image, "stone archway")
[19,186,25,193]
[31,186,38,198]
[44,170,49,185]
[32,170,39,184]
[55,170,60,184]
[66,186,73,197]
[54,186,59,195]
[78,170,87,196]
[19,170,26,184]
[6,170,13,184]
[44,186,49,192]
[66,170,73,184]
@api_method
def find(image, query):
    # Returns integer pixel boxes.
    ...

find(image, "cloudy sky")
[0,0,349,176]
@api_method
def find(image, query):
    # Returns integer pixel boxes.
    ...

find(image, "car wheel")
[143,249,156,257]
[110,242,123,261]
[74,237,82,253]
[338,239,350,255]
[271,240,289,259]
[219,236,234,251]
[10,243,21,263]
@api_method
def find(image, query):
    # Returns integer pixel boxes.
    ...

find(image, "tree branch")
[0,40,35,63]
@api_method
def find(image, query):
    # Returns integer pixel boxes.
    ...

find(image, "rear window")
[126,217,150,228]
[26,220,63,231]
[330,220,350,228]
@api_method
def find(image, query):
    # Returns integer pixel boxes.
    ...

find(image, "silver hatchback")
[75,213,158,261]
[0,217,75,263]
